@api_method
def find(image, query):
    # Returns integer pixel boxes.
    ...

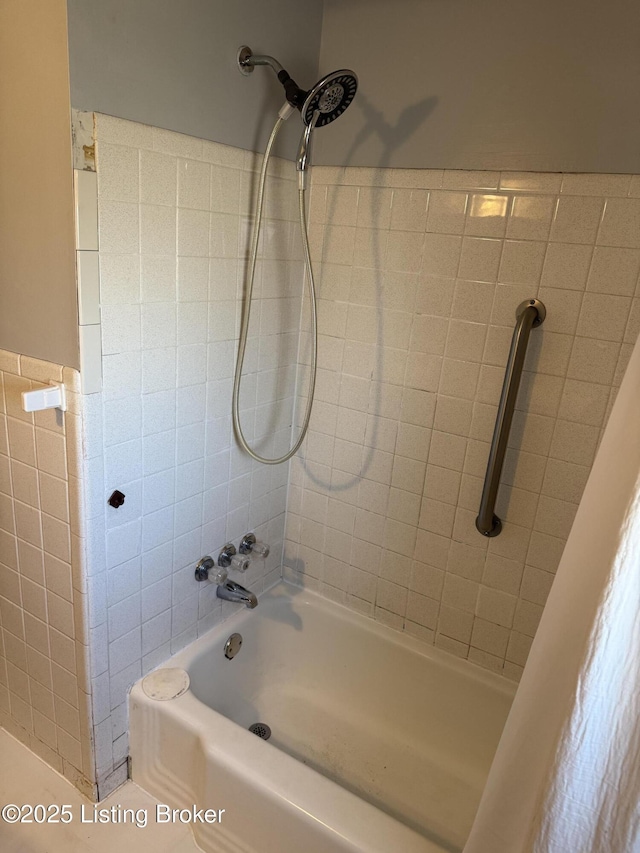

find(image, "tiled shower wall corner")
[0,351,95,796]
[86,114,301,791]
[284,167,640,679]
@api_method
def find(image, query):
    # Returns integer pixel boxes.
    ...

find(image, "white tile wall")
[0,351,94,796]
[85,114,302,792]
[73,161,103,396]
[283,165,640,681]
[75,111,640,790]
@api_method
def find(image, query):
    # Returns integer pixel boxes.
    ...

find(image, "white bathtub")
[130,583,515,853]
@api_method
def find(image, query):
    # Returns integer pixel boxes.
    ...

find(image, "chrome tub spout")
[216,580,258,609]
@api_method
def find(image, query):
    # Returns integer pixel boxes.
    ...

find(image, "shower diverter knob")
[218,543,250,572]
[230,554,250,572]
[239,533,270,558]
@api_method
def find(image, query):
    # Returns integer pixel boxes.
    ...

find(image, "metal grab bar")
[476,298,546,537]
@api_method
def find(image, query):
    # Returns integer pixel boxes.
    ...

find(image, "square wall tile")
[598,199,640,249]
[550,197,604,244]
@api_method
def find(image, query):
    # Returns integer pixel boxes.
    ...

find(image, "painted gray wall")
[67,0,323,159]
[316,0,640,173]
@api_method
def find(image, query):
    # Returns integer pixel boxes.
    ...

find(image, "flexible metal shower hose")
[231,116,318,465]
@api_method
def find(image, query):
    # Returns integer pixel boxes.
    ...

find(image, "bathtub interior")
[180,583,515,849]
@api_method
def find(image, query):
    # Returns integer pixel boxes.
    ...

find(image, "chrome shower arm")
[239,50,285,76]
[237,46,307,109]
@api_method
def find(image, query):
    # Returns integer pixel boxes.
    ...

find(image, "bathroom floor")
[0,730,201,852]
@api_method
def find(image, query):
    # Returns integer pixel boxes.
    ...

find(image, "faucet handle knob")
[252,540,270,558]
[230,554,250,572]
[219,544,250,572]
[195,556,227,584]
[239,532,270,559]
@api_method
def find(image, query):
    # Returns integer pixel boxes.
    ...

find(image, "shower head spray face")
[301,70,358,127]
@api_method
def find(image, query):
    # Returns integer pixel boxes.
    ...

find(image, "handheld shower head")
[301,70,358,127]
[296,110,319,185]
[296,72,357,185]
[234,48,358,465]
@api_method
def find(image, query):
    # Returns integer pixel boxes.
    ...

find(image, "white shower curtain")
[465,333,640,853]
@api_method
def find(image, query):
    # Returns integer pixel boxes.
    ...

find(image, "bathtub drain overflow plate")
[224,632,243,659]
